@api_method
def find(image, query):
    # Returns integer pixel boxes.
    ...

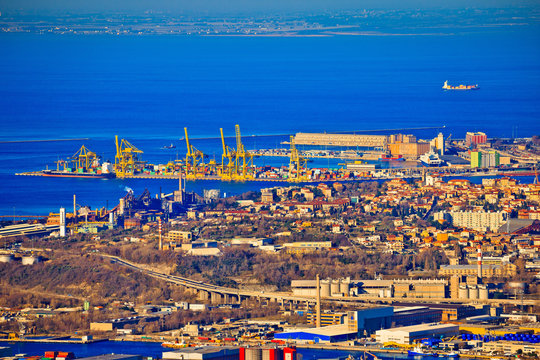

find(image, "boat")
[379,153,404,161]
[443,352,459,358]
[408,346,439,357]
[161,143,176,149]
[419,150,444,167]
[41,169,116,179]
[442,80,479,90]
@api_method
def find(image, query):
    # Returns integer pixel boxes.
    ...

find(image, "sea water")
[0,26,539,215]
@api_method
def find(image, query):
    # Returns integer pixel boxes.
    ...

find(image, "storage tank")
[339,279,350,296]
[0,254,13,263]
[331,280,340,295]
[459,285,469,299]
[468,285,479,300]
[244,348,262,360]
[479,285,489,300]
[320,280,331,297]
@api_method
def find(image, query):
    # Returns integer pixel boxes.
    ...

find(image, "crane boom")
[184,127,192,157]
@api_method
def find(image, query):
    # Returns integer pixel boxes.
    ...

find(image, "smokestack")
[477,245,482,281]
[158,217,163,251]
[316,274,321,328]
[73,194,77,224]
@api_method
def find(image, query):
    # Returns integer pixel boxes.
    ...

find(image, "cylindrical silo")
[459,285,469,299]
[340,279,350,296]
[331,280,340,295]
[320,280,331,297]
[479,285,489,300]
[468,285,479,300]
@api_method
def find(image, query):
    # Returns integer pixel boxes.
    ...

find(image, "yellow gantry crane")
[114,136,143,178]
[220,127,236,180]
[184,127,206,179]
[70,145,99,171]
[234,124,255,180]
[289,135,307,182]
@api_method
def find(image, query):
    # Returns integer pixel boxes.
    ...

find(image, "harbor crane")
[288,135,307,182]
[234,124,255,180]
[70,145,99,171]
[114,136,143,178]
[184,127,206,179]
[220,127,237,180]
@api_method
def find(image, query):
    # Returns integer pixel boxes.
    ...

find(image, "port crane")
[70,145,99,171]
[114,136,144,178]
[184,127,206,179]
[288,135,307,182]
[220,127,237,180]
[234,124,255,180]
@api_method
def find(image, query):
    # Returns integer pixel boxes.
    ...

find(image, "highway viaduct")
[100,254,538,309]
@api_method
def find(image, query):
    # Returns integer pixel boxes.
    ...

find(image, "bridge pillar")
[210,292,222,304]
[197,290,210,301]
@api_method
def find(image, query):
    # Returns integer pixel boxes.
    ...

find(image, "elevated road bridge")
[100,254,537,309]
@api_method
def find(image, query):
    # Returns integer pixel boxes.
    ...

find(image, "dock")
[9,336,107,344]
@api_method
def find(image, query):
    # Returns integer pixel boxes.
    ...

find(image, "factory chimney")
[477,245,483,282]
[59,207,66,237]
[174,171,184,204]
[158,217,163,251]
[73,194,77,224]
[316,274,321,328]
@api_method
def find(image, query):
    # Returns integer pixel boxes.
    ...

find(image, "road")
[101,254,538,307]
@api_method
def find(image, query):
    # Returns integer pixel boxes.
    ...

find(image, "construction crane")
[114,136,144,178]
[70,145,99,171]
[184,127,206,179]
[288,135,307,182]
[220,128,237,180]
[234,124,255,180]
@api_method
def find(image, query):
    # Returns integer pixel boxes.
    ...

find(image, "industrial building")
[375,323,459,345]
[273,324,358,343]
[294,133,388,149]
[167,230,192,243]
[388,141,430,158]
[291,278,448,299]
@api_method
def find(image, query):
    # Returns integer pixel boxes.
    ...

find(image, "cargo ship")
[443,80,479,90]
[41,169,115,179]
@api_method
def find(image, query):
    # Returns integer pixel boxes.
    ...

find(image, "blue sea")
[0,26,539,215]
[0,340,443,360]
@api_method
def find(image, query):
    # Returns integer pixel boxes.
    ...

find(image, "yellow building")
[167,230,192,243]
